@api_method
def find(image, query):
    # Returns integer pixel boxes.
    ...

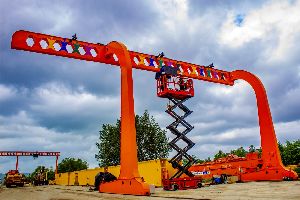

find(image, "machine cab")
[156,66,194,100]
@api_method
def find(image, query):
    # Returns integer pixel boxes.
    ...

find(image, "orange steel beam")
[11,30,233,86]
[10,30,296,193]
[0,151,60,173]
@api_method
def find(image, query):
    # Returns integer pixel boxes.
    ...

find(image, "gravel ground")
[0,181,299,200]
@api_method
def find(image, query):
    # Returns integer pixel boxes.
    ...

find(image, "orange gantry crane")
[11,30,297,195]
[0,151,60,173]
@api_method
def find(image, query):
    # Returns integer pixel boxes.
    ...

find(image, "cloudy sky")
[0,0,300,173]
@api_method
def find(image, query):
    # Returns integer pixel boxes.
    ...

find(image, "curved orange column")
[99,41,150,195]
[231,70,298,180]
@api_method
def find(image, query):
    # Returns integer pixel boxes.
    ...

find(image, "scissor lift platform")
[156,74,194,100]
[156,72,202,190]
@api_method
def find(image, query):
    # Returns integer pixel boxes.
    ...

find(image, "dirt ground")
[0,181,299,200]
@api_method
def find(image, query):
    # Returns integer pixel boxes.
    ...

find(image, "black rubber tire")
[171,184,179,191]
[103,173,117,182]
[94,172,117,191]
[94,172,104,191]
[221,174,228,184]
[197,182,202,188]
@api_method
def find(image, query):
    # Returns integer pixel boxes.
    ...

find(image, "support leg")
[55,155,58,174]
[231,70,298,180]
[99,41,150,195]
[16,155,19,171]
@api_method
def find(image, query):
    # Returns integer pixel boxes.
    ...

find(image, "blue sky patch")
[234,14,245,27]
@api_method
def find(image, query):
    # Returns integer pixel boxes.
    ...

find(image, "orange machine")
[11,30,297,195]
[189,152,297,181]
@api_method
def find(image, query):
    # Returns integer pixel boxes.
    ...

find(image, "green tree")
[278,140,300,165]
[214,150,227,160]
[182,155,205,165]
[278,142,286,164]
[257,147,262,157]
[29,166,55,181]
[58,158,88,173]
[294,167,300,177]
[205,157,211,162]
[47,167,55,180]
[195,158,205,164]
[249,145,256,153]
[95,120,121,167]
[135,111,170,161]
[95,110,170,167]
[230,147,247,157]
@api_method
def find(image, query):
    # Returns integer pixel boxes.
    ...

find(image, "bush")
[294,167,300,178]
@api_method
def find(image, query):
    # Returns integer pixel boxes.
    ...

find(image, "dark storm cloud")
[27,81,121,133]
[0,0,159,92]
[0,86,30,115]
[0,0,157,131]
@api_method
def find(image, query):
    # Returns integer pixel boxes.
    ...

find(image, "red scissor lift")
[156,65,202,190]
[157,75,194,100]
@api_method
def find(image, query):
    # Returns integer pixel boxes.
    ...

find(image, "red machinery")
[10,30,298,195]
[4,169,26,188]
[156,74,194,100]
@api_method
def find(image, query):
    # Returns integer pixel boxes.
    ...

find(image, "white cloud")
[0,110,33,125]
[153,0,188,32]
[274,120,300,142]
[192,144,239,160]
[191,125,259,145]
[0,111,99,173]
[0,84,16,101]
[189,119,300,159]
[0,82,121,172]
[20,2,74,34]
[219,0,300,62]
[31,82,119,117]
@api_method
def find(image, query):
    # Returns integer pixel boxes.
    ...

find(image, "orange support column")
[55,155,59,174]
[16,155,19,171]
[231,70,298,181]
[99,41,150,195]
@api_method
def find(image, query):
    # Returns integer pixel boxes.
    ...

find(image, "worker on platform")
[178,78,186,91]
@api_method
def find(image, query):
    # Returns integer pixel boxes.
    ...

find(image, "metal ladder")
[166,96,195,179]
